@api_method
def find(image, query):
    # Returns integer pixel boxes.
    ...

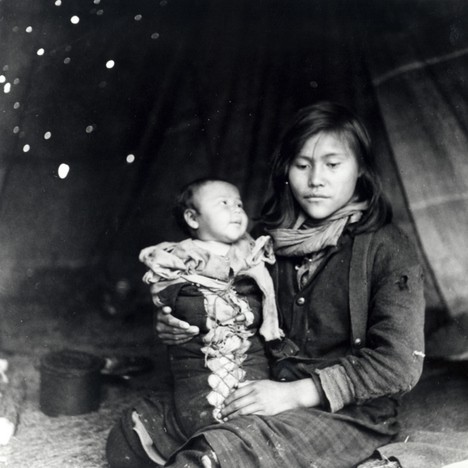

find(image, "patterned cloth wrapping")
[139,234,282,341]
[199,286,254,421]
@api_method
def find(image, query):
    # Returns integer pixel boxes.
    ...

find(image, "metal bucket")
[40,349,104,417]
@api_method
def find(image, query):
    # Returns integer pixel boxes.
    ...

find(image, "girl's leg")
[106,411,161,468]
[165,435,220,468]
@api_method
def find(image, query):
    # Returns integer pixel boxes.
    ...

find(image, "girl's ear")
[184,209,199,230]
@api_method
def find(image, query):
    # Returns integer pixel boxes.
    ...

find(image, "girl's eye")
[295,163,308,170]
[327,162,340,169]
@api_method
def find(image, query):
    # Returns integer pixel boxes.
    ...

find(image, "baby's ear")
[183,209,199,230]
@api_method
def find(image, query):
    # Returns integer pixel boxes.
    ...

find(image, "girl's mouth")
[305,195,329,200]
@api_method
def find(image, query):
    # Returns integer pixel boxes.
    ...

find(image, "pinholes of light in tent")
[70,16,80,25]
[23,144,30,153]
[3,66,9,72]
[85,125,96,134]
[55,0,62,6]
[44,131,52,140]
[94,0,101,4]
[13,126,20,134]
[106,60,115,69]
[37,48,45,56]
[126,154,135,164]
[58,163,70,179]
[134,14,142,21]
[151,33,160,40]
[13,102,20,109]
[3,83,11,94]
[0,75,5,83]
[26,26,33,33]
[64,57,71,64]
[13,78,20,85]
[97,9,104,16]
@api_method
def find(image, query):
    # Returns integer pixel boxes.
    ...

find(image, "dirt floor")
[0,268,467,467]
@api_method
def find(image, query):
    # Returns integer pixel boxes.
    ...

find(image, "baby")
[136,178,282,461]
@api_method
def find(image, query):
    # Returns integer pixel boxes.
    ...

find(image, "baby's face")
[191,181,248,244]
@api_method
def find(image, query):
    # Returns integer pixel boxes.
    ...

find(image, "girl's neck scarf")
[267,200,369,288]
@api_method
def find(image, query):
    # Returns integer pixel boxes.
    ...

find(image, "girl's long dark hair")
[261,101,392,233]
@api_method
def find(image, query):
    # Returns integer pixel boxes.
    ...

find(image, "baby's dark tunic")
[135,277,270,459]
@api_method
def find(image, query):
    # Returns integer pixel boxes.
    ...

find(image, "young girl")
[108,102,425,468]
[108,179,282,466]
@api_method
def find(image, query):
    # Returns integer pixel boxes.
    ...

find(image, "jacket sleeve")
[315,227,426,412]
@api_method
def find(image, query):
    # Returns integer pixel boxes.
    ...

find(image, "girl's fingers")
[157,333,194,345]
[222,390,258,418]
[159,324,199,335]
[222,401,261,420]
[158,329,197,339]
[237,380,251,388]
[156,310,199,335]
[223,382,254,406]
[158,313,191,330]
[155,306,200,344]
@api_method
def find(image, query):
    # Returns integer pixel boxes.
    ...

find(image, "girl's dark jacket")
[138,223,425,468]
[268,222,426,413]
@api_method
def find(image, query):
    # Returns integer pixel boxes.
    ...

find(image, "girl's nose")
[308,165,324,187]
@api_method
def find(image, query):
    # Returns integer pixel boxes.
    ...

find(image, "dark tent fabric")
[0,0,466,323]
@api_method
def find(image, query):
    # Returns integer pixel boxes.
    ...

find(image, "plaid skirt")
[136,390,400,468]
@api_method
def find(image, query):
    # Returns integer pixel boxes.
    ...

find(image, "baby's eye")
[220,200,228,205]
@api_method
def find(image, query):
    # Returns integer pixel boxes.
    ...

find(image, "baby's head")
[173,178,248,244]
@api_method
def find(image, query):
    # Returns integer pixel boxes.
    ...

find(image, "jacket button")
[354,338,362,346]
[296,297,305,305]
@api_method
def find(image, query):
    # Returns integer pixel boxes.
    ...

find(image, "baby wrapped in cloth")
[138,234,282,456]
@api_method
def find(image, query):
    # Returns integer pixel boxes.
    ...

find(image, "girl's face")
[288,131,360,221]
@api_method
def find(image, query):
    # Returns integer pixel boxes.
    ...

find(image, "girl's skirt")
[133,390,399,468]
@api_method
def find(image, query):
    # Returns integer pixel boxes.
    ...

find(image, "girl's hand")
[220,378,321,420]
[155,306,199,345]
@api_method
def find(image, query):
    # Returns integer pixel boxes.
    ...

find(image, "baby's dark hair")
[173,177,230,236]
